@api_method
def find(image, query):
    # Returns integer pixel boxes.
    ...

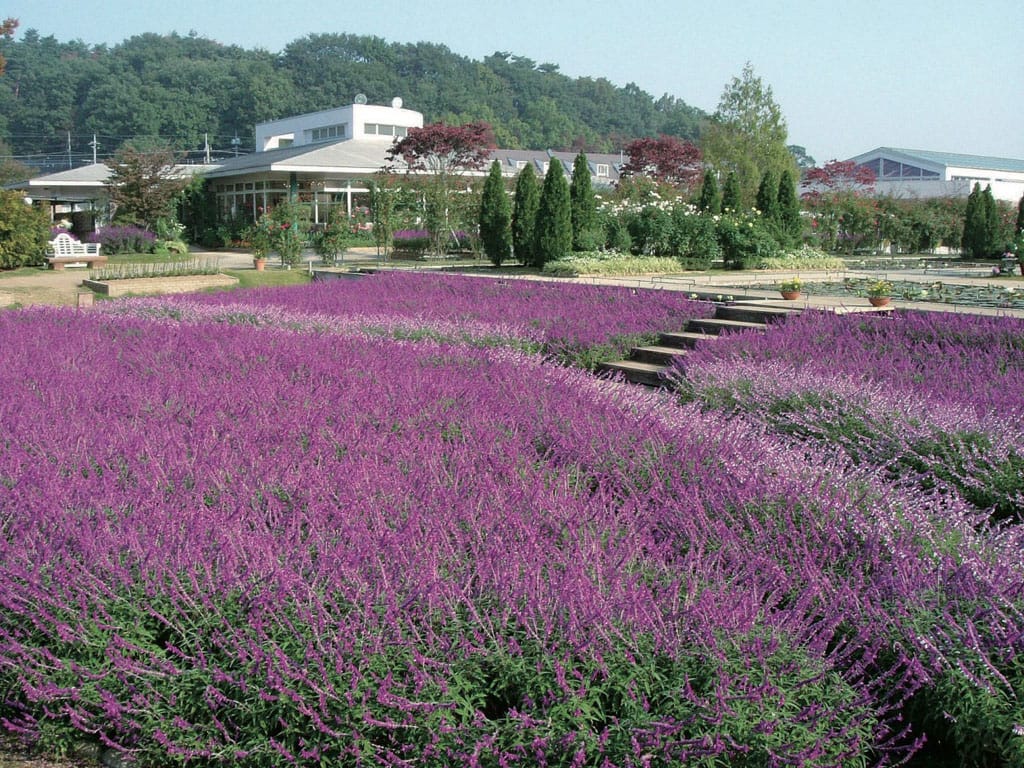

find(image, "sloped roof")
[203,140,395,178]
[853,147,1024,173]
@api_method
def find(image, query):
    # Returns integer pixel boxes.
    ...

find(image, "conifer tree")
[512,164,540,266]
[1017,193,1024,236]
[721,171,742,213]
[479,160,511,266]
[961,183,986,259]
[534,159,572,268]
[982,184,999,256]
[697,169,721,214]
[755,170,779,222]
[569,152,596,251]
[776,169,802,247]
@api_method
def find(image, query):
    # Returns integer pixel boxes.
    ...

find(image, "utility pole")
[66,131,72,169]
[204,133,211,164]
[88,134,99,164]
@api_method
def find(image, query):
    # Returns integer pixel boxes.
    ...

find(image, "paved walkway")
[4,247,1023,319]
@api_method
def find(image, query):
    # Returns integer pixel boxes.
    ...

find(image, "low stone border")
[83,274,239,297]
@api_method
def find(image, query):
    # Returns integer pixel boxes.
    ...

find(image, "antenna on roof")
[354,93,367,105]
[391,97,403,109]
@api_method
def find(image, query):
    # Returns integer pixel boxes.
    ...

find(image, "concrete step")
[686,317,769,336]
[598,359,670,387]
[715,303,802,325]
[658,330,718,349]
[631,344,688,365]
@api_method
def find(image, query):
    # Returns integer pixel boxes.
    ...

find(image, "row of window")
[309,123,347,142]
[364,123,409,137]
[859,158,941,179]
[510,158,610,176]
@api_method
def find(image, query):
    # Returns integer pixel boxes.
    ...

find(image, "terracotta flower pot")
[254,258,267,272]
[780,290,801,301]
[868,295,890,307]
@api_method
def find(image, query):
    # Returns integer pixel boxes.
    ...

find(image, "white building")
[204,99,623,224]
[850,147,1024,202]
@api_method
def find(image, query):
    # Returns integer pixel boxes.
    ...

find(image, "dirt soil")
[0,269,87,307]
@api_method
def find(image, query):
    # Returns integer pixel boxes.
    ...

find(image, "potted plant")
[247,220,272,271]
[866,279,893,306]
[779,277,803,300]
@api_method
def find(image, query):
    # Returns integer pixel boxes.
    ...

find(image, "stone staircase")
[599,301,803,387]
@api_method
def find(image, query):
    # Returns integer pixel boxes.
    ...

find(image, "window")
[309,123,347,143]
[595,163,609,177]
[365,123,408,137]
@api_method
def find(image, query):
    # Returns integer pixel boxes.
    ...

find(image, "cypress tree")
[512,164,540,266]
[982,184,999,256]
[776,169,802,247]
[697,169,721,214]
[755,170,779,221]
[534,159,572,268]
[1016,193,1024,237]
[961,182,985,259]
[722,171,742,213]
[569,152,596,251]
[479,160,511,266]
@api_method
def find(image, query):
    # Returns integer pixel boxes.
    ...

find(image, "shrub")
[85,225,157,254]
[669,209,721,269]
[0,191,50,268]
[717,215,780,269]
[759,245,846,270]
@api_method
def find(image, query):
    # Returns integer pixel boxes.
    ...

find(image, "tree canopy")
[701,63,797,208]
[0,29,706,171]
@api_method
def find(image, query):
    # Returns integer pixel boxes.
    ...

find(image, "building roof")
[203,140,395,178]
[853,147,1024,174]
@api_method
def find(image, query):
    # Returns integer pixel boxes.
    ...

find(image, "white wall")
[255,102,423,152]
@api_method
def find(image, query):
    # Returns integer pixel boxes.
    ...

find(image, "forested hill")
[0,30,706,171]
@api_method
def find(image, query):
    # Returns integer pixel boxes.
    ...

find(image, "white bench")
[46,233,107,270]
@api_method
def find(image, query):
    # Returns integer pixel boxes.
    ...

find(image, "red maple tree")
[620,135,702,189]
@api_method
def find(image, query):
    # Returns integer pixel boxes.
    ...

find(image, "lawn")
[0,273,1021,767]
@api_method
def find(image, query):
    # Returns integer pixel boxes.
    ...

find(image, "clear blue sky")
[4,0,1022,164]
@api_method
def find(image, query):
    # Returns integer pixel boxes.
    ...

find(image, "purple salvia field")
[0,288,1022,766]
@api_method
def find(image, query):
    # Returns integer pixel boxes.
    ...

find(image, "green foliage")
[105,143,191,229]
[717,213,781,270]
[479,160,512,266]
[776,169,802,246]
[669,207,721,269]
[755,169,779,221]
[721,171,742,213]
[0,191,50,269]
[542,251,682,277]
[534,160,571,268]
[512,164,540,265]
[759,245,845,270]
[266,202,308,266]
[697,169,721,214]
[702,63,798,208]
[960,183,1003,259]
[570,152,599,250]
[311,209,352,266]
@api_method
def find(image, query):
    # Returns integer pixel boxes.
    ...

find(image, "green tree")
[961,183,987,259]
[479,160,511,266]
[776,169,802,247]
[982,184,999,256]
[697,169,721,214]
[0,190,50,269]
[569,152,597,250]
[755,170,779,221]
[722,171,742,213]
[512,163,540,266]
[701,62,797,208]
[105,143,190,229]
[1016,194,1024,236]
[534,159,571,268]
